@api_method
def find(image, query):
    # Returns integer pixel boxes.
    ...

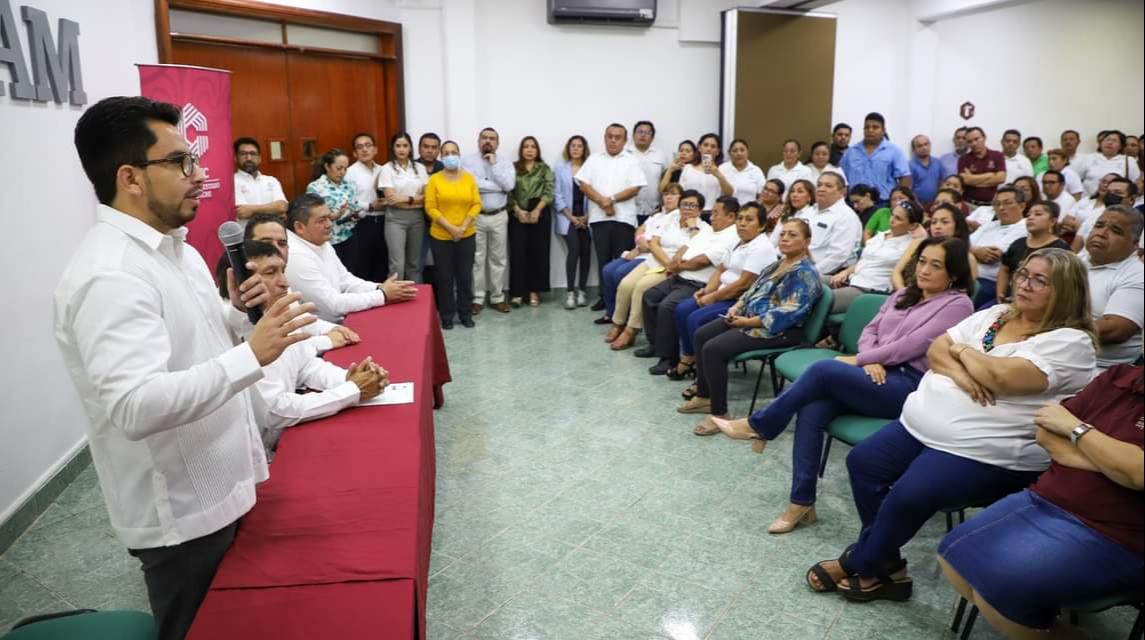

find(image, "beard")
[481,143,493,154]
[147,189,197,229]
[241,161,258,174]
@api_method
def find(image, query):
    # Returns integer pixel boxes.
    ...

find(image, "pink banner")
[138,64,233,271]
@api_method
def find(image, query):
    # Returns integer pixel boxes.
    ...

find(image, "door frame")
[154,0,405,131]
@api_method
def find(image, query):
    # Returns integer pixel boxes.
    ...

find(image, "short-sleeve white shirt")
[575,151,648,227]
[1084,253,1145,368]
[345,161,383,213]
[900,306,1097,471]
[718,161,766,205]
[1004,153,1033,183]
[849,231,915,292]
[1079,154,1142,196]
[234,171,286,225]
[1050,191,1078,217]
[970,219,1028,281]
[767,161,814,192]
[628,145,669,217]
[377,160,428,203]
[809,164,847,186]
[679,225,740,284]
[648,212,707,265]
[678,164,723,211]
[719,234,777,287]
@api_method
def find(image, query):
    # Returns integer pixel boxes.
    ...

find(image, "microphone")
[218,221,263,324]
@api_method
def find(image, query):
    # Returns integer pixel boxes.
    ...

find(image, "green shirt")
[511,162,555,209]
[865,207,892,237]
[1030,154,1049,177]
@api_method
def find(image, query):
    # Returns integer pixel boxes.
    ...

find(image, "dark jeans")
[602,257,641,318]
[591,221,635,297]
[694,319,800,416]
[562,225,592,291]
[128,520,238,640]
[332,232,360,278]
[748,359,921,505]
[844,420,1040,577]
[973,277,998,310]
[643,276,702,361]
[508,208,552,297]
[429,235,476,322]
[674,298,735,357]
[354,215,390,283]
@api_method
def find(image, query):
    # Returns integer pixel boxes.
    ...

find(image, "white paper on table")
[357,382,414,406]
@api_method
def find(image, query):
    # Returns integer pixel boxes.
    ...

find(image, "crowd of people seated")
[228,114,1143,640]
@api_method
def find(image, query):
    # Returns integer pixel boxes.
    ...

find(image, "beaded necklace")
[982,314,1029,352]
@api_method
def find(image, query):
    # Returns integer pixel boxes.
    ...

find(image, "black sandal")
[666,361,695,381]
[681,383,699,400]
[806,544,856,593]
[840,559,912,603]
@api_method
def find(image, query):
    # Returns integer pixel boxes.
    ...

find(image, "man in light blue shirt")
[938,127,969,179]
[909,135,944,205]
[462,127,516,314]
[839,112,910,200]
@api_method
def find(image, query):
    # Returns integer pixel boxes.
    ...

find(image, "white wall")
[0,0,157,522]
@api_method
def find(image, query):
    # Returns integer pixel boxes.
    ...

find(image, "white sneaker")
[575,290,588,307]
[564,292,576,309]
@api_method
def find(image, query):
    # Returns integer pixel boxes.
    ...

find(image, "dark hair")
[1103,204,1144,241]
[996,184,1026,204]
[217,240,282,299]
[1023,136,1043,149]
[782,138,802,153]
[1028,200,1061,219]
[695,133,724,165]
[243,213,287,241]
[418,132,441,146]
[441,139,460,154]
[633,120,656,136]
[514,136,544,175]
[849,183,879,200]
[930,203,972,243]
[808,140,830,162]
[864,112,886,127]
[234,137,260,154]
[74,96,182,205]
[832,123,852,134]
[563,134,590,162]
[716,195,741,214]
[243,239,282,262]
[783,217,813,242]
[287,193,326,232]
[1002,129,1022,140]
[480,127,498,137]
[942,174,965,190]
[679,189,706,210]
[1108,176,1137,197]
[953,126,968,135]
[738,201,764,226]
[965,126,985,138]
[677,139,697,159]
[351,132,375,148]
[818,171,846,191]
[934,187,963,204]
[1013,176,1042,212]
[312,148,348,181]
[1041,169,1064,184]
[895,200,924,225]
[729,138,749,151]
[1061,129,1080,140]
[766,178,786,198]
[889,185,923,211]
[896,237,972,309]
[606,123,628,136]
[781,179,817,224]
[215,254,230,299]
[388,131,414,167]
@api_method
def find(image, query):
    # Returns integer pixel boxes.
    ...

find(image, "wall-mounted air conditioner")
[548,0,657,26]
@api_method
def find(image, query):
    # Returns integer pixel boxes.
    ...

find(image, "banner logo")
[179,102,210,157]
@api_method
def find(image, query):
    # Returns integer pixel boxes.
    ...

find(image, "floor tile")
[613,572,731,639]
[0,561,72,633]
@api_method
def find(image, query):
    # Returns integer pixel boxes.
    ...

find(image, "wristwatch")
[1069,422,1093,446]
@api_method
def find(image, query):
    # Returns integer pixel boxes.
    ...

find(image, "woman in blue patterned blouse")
[307,148,365,274]
[679,218,823,435]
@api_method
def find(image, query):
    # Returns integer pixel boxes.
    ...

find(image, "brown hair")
[1004,248,1097,346]
[514,136,544,175]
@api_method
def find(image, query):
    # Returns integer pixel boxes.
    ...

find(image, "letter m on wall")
[0,1,86,105]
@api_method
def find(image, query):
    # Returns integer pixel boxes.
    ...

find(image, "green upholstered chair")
[2,610,156,640]
[774,292,889,386]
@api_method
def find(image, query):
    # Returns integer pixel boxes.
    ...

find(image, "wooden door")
[171,41,296,196]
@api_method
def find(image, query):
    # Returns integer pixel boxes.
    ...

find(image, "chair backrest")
[799,286,834,345]
[839,293,890,354]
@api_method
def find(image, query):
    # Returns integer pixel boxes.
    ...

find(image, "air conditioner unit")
[548,0,657,26]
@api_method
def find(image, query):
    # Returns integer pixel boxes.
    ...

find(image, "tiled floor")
[1,298,1135,638]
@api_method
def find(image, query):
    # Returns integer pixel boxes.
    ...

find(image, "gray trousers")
[385,208,425,282]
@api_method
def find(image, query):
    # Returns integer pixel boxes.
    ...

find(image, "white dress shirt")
[628,144,668,217]
[234,170,286,227]
[574,151,648,227]
[719,234,777,287]
[345,161,384,215]
[461,152,516,211]
[286,231,386,323]
[678,224,741,284]
[252,339,360,451]
[1049,191,1078,217]
[54,205,268,549]
[795,198,863,275]
[849,231,915,291]
[1078,153,1142,196]
[648,211,708,266]
[969,219,1028,281]
[1057,166,1085,197]
[767,161,814,192]
[1083,253,1145,368]
[678,164,724,211]
[719,161,766,205]
[377,160,428,207]
[967,205,996,227]
[1003,153,1033,183]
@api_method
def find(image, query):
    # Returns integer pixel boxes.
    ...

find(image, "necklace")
[982,314,1030,352]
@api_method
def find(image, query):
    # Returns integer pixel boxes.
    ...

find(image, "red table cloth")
[189,286,448,640]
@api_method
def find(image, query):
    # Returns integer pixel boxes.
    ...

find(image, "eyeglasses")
[1013,269,1051,291]
[353,142,375,150]
[679,203,701,210]
[132,152,200,177]
[992,199,1017,208]
[236,150,260,158]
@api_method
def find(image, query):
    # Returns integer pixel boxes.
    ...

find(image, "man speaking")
[54,96,314,639]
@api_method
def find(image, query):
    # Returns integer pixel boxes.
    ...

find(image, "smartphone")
[702,154,713,167]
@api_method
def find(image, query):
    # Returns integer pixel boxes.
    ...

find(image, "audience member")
[641,196,742,372]
[577,123,649,310]
[995,201,1070,305]
[1126,134,1141,160]
[893,203,978,290]
[1039,170,1077,222]
[463,127,516,315]
[805,248,1097,602]
[555,135,593,309]
[286,193,415,324]
[969,185,1029,308]
[839,112,911,200]
[661,139,697,190]
[346,133,389,282]
[1082,206,1144,367]
[1001,129,1034,183]
[1067,172,1119,247]
[680,133,734,212]
[306,148,364,275]
[864,186,923,241]
[937,356,1144,639]
[938,127,968,178]
[768,179,816,246]
[680,219,821,431]
[1060,129,1082,163]
[629,120,668,223]
[417,132,444,175]
[808,140,846,186]
[233,137,287,226]
[1012,175,1042,213]
[759,178,786,232]
[1073,176,1137,251]
[958,127,1006,206]
[508,135,555,307]
[829,122,851,166]
[1046,148,1085,198]
[829,201,923,312]
[714,237,974,532]
[426,140,481,329]
[847,184,881,229]
[720,138,766,205]
[1023,135,1049,176]
[909,135,943,205]
[800,172,862,275]
[1078,130,1142,196]
[940,173,965,196]
[768,139,814,192]
[378,132,429,282]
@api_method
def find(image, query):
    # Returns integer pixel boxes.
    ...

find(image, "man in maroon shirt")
[958,127,1006,206]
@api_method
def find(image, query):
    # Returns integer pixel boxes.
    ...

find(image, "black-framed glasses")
[132,152,200,177]
[679,202,701,210]
[1013,269,1051,291]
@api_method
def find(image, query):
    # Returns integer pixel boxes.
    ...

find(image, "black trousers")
[128,520,238,640]
[591,221,635,295]
[694,320,800,415]
[508,208,552,297]
[643,276,702,361]
[354,215,390,282]
[429,235,476,322]
[562,224,592,290]
[332,233,360,277]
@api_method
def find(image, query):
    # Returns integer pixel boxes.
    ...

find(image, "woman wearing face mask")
[424,141,480,329]
[808,141,847,186]
[893,203,979,290]
[768,139,815,192]
[719,139,766,205]
[307,148,364,274]
[378,132,429,282]
[995,201,1070,305]
[827,201,924,313]
[768,179,816,246]
[676,133,734,218]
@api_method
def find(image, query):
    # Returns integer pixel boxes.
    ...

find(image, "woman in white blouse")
[674,133,734,216]
[826,201,923,313]
[807,140,847,186]
[378,132,429,282]
[804,248,1097,603]
[718,139,766,206]
[1078,130,1141,196]
[767,139,814,192]
[767,179,816,247]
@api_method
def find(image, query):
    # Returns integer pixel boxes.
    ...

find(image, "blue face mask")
[442,155,461,170]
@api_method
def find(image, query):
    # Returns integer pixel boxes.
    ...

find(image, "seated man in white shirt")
[799,171,863,276]
[1081,206,1144,368]
[1072,177,1137,252]
[969,185,1029,308]
[239,240,387,452]
[1040,170,1077,222]
[233,137,287,227]
[244,213,361,352]
[285,193,417,323]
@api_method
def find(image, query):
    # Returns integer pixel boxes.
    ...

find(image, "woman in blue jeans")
[713,238,975,533]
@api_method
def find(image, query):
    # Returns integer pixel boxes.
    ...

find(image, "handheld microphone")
[217,221,263,324]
